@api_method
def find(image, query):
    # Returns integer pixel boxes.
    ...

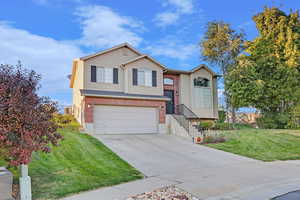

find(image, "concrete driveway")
[95,134,300,200]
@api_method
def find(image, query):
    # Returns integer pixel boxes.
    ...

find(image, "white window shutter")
[105,68,113,83]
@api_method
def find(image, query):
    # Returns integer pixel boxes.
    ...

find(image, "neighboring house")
[64,106,72,115]
[70,43,219,135]
[227,112,261,126]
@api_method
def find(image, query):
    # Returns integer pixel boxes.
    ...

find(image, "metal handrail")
[172,114,190,132]
[173,104,209,137]
[176,104,199,119]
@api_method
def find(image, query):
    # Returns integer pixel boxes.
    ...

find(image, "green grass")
[1,128,143,200]
[205,128,300,162]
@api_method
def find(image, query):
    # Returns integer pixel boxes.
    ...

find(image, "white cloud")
[162,0,194,13]
[0,21,83,103]
[75,5,144,48]
[155,0,194,26]
[155,12,180,26]
[145,39,198,60]
[0,4,146,106]
[32,0,83,5]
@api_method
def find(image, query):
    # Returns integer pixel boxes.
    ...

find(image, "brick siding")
[163,74,180,114]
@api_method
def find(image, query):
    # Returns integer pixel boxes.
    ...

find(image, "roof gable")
[80,43,142,61]
[70,43,143,88]
[165,64,218,77]
[190,64,216,76]
[120,55,167,70]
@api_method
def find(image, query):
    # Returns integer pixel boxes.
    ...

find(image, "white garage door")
[94,105,158,134]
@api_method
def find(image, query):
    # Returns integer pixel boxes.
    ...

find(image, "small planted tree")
[0,63,62,199]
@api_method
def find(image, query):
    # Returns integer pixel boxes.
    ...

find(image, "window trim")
[136,68,153,87]
[93,66,115,84]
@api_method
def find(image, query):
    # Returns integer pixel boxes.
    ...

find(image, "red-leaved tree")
[0,63,62,166]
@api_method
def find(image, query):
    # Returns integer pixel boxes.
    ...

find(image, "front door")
[164,90,174,114]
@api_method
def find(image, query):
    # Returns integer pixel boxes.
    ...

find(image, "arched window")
[193,77,210,87]
[164,78,174,85]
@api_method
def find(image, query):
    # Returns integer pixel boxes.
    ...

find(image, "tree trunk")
[20,164,32,200]
[231,106,236,123]
[224,90,230,123]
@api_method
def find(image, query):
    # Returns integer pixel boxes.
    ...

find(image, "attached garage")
[93,105,158,134]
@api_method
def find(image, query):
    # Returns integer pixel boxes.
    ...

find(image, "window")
[104,68,113,83]
[97,67,105,83]
[194,87,212,108]
[137,69,152,86]
[164,78,174,85]
[194,77,210,87]
[96,67,113,83]
[91,65,117,83]
[193,77,212,108]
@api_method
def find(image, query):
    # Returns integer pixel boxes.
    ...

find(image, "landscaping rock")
[126,186,200,200]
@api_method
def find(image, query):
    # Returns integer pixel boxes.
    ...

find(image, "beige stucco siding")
[125,58,164,96]
[212,77,219,118]
[179,68,218,119]
[83,47,139,92]
[72,60,84,123]
[179,74,191,107]
[190,68,214,118]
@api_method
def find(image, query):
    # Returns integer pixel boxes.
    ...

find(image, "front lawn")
[1,128,143,199]
[205,129,300,161]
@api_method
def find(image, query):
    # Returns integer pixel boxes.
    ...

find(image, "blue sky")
[0,0,298,107]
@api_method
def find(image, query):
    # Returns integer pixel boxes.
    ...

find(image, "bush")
[200,121,215,129]
[53,114,80,130]
[218,110,226,123]
[0,148,7,166]
[233,123,253,129]
[213,122,234,130]
[212,122,253,130]
[257,112,290,129]
[288,105,300,129]
[203,135,226,144]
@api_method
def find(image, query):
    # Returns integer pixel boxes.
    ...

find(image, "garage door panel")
[94,105,158,134]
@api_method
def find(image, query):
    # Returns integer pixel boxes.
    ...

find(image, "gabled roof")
[165,64,220,77]
[80,43,142,61]
[120,55,167,70]
[70,43,144,88]
[190,64,217,76]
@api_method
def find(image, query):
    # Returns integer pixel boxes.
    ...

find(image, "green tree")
[200,21,245,122]
[227,7,300,128]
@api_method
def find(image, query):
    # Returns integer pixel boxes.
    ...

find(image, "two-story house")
[70,43,219,136]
